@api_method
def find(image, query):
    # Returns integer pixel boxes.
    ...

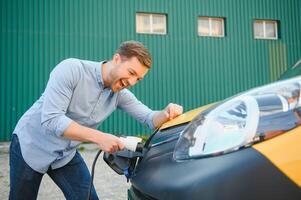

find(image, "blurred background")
[1,0,301,141]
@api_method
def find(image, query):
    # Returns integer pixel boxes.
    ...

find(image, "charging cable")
[87,149,102,200]
[86,136,142,200]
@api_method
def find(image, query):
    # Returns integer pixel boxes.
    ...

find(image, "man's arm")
[41,59,123,153]
[117,90,183,129]
[63,122,124,153]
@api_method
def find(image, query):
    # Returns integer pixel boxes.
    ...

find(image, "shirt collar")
[96,60,107,88]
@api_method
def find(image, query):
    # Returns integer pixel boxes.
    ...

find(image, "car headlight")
[174,77,301,160]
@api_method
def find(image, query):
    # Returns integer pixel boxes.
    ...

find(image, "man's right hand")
[96,133,125,153]
[63,121,125,153]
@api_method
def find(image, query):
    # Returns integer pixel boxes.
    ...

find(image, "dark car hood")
[130,125,301,200]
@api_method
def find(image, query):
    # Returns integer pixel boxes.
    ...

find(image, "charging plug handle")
[119,136,142,152]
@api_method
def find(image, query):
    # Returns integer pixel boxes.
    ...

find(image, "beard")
[106,62,130,92]
[111,78,127,92]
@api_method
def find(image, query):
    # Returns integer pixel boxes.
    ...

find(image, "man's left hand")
[153,103,183,129]
[164,103,183,120]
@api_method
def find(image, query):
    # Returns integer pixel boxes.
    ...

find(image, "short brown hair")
[116,40,152,68]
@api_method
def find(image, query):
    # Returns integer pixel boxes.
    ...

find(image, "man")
[9,41,182,200]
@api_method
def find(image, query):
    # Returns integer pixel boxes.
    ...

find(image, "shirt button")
[58,151,63,157]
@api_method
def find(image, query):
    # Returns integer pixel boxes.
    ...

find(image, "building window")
[136,13,167,35]
[253,20,278,40]
[198,17,225,37]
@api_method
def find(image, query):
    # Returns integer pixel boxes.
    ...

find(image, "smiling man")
[9,40,183,200]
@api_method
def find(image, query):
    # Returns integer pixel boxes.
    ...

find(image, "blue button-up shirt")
[14,58,156,173]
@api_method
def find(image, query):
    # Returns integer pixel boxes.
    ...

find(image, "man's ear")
[112,53,121,64]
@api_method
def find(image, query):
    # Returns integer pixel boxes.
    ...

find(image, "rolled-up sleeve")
[117,89,158,130]
[41,58,81,137]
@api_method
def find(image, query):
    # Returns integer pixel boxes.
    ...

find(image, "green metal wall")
[1,0,301,141]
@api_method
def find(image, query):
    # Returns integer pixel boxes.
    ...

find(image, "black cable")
[87,149,102,200]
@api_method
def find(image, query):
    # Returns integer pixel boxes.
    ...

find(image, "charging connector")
[119,136,143,152]
[86,136,143,200]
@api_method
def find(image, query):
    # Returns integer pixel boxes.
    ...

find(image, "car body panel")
[253,125,301,187]
[129,125,301,199]
[159,102,301,189]
[160,103,215,130]
[124,73,301,199]
[128,106,301,199]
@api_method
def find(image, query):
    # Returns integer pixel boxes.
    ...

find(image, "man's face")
[109,54,149,92]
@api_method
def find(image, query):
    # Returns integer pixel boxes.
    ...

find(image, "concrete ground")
[0,142,130,200]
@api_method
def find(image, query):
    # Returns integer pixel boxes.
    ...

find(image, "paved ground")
[0,142,130,200]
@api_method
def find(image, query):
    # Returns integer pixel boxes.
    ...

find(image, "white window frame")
[198,17,225,37]
[136,13,167,35]
[253,20,278,40]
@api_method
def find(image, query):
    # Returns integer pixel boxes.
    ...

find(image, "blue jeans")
[9,134,99,200]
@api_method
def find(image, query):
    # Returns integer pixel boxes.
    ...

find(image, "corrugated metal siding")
[1,0,301,141]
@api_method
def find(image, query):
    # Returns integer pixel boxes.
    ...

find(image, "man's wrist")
[87,129,104,144]
[153,110,169,128]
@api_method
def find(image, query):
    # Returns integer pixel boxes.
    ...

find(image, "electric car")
[104,60,301,200]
